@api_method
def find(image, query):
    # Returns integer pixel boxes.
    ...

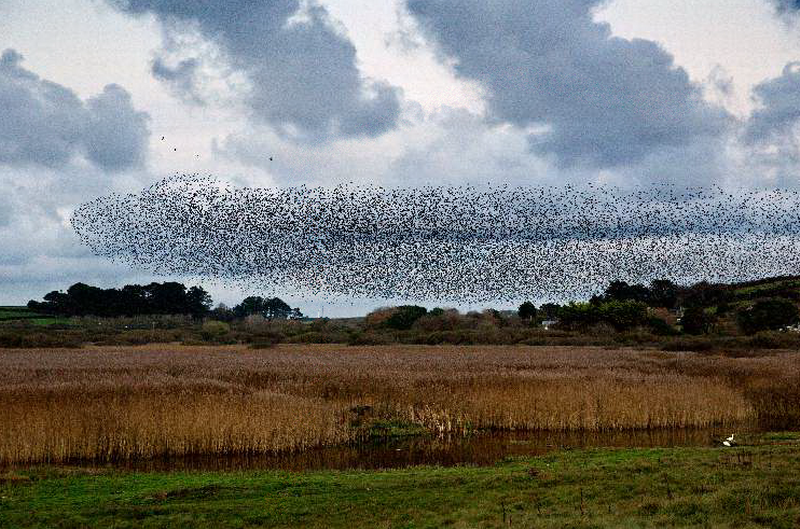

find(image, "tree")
[602,281,649,304]
[263,297,292,320]
[232,296,296,320]
[649,279,679,309]
[558,300,648,331]
[597,300,649,330]
[210,303,235,322]
[681,306,715,335]
[557,302,600,328]
[186,286,213,316]
[683,281,729,308]
[146,282,189,314]
[384,305,428,330]
[737,298,799,335]
[233,296,265,318]
[539,303,561,320]
[518,301,537,321]
[27,281,212,317]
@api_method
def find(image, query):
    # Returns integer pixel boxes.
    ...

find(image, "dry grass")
[0,344,797,464]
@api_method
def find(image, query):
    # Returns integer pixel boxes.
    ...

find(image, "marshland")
[3,277,800,527]
[1,343,797,465]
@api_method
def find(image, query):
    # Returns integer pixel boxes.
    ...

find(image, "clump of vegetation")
[558,300,650,331]
[737,298,799,335]
[200,321,233,343]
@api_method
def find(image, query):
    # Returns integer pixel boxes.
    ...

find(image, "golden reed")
[1,344,796,464]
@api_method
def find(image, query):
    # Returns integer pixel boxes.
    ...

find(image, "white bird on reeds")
[722,434,735,447]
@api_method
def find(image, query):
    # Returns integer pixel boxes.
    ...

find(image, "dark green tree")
[234,296,265,318]
[28,281,212,317]
[539,303,561,320]
[384,305,428,330]
[603,281,650,303]
[186,286,213,316]
[649,279,679,309]
[263,297,292,320]
[518,301,537,321]
[681,306,715,335]
[737,298,799,335]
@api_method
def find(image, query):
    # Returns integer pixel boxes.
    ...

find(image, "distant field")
[0,307,37,319]
[1,344,798,465]
[0,307,68,325]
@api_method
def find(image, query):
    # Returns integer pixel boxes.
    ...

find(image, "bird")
[70,177,800,305]
[722,434,735,447]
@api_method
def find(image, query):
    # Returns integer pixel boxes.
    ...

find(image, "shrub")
[648,317,679,336]
[200,320,232,342]
[681,306,715,335]
[0,331,84,348]
[558,300,648,331]
[383,306,428,330]
[289,331,346,344]
[347,332,391,346]
[743,331,800,350]
[737,298,799,335]
[412,309,461,332]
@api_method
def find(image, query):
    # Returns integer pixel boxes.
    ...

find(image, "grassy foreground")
[2,435,799,528]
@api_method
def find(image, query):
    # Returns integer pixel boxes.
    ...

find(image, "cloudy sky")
[3,0,800,315]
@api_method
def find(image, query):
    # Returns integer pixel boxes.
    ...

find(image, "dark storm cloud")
[84,84,150,171]
[744,62,800,144]
[0,49,149,171]
[406,0,731,168]
[114,1,401,140]
[771,0,800,13]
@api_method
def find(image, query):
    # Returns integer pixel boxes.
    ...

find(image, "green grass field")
[2,434,798,528]
[0,307,69,326]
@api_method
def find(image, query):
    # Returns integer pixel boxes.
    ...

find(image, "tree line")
[518,278,800,335]
[28,282,303,320]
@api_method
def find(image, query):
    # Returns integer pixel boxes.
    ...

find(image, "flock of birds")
[71,174,800,303]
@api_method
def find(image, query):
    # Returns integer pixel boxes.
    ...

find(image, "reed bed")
[0,344,797,464]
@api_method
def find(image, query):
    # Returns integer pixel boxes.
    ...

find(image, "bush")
[681,306,715,335]
[383,306,428,330]
[289,331,346,344]
[347,332,391,346]
[0,331,84,348]
[558,300,648,331]
[412,309,462,332]
[743,331,800,350]
[737,298,800,335]
[648,317,679,336]
[200,320,233,343]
